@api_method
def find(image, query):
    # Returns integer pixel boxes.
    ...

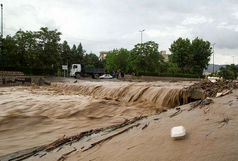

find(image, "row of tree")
[105,41,166,75]
[105,38,213,77]
[0,27,103,75]
[0,27,213,78]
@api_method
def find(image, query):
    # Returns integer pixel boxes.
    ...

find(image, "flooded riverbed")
[0,80,194,155]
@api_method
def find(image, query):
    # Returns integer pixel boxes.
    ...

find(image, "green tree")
[129,41,164,75]
[190,37,212,76]
[69,43,85,64]
[13,30,42,74]
[60,40,71,66]
[105,48,129,73]
[169,37,212,76]
[77,43,84,63]
[84,53,102,68]
[1,35,18,69]
[71,44,77,64]
[167,61,180,75]
[36,27,62,74]
[169,38,192,73]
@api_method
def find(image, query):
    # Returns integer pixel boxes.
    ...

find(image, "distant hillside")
[204,64,226,73]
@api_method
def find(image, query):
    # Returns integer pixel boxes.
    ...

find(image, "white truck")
[70,64,105,79]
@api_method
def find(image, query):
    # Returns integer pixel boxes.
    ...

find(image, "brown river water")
[0,80,194,155]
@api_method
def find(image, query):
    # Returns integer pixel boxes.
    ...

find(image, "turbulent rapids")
[0,80,196,155]
[51,81,192,109]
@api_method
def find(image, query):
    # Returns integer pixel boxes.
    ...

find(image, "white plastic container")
[171,126,186,139]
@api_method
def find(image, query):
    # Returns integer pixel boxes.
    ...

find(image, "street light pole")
[1,4,3,37]
[212,43,216,74]
[139,29,145,44]
[0,4,3,57]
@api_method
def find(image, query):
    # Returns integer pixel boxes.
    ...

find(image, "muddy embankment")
[4,79,234,157]
[1,80,238,161]
[0,81,199,156]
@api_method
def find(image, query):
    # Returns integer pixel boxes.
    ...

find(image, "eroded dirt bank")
[0,80,194,155]
[66,89,238,161]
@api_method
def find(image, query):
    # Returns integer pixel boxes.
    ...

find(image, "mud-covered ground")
[0,80,194,155]
[1,79,238,161]
[66,89,238,161]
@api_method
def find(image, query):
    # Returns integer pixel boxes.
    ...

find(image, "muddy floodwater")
[0,80,194,155]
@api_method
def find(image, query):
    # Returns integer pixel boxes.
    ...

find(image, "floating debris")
[83,123,141,152]
[169,109,183,118]
[142,124,148,130]
[39,153,47,158]
[186,80,238,98]
[57,147,77,161]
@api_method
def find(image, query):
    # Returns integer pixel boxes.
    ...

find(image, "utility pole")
[139,29,145,44]
[1,4,2,37]
[0,4,3,57]
[212,43,216,74]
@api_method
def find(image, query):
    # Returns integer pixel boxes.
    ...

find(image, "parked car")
[99,74,113,79]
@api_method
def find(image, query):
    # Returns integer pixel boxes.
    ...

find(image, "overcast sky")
[2,0,238,64]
